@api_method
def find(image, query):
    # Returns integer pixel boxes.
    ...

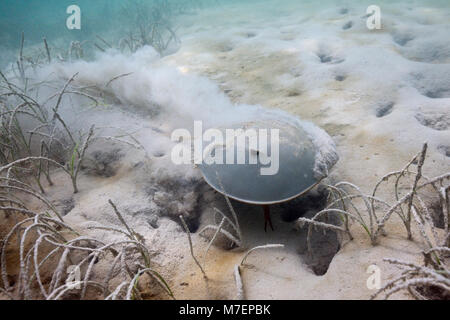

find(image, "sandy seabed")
[1,1,449,300]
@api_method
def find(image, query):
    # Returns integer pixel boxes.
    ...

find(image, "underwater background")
[0,0,449,300]
[1,0,450,67]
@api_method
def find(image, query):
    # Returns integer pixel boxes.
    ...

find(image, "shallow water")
[1,0,449,183]
[1,0,449,62]
[0,0,449,301]
[1,0,449,165]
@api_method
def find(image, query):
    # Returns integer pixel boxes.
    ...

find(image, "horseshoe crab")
[198,113,339,231]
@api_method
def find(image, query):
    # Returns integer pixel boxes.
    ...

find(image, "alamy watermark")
[66,5,81,30]
[366,5,382,30]
[66,265,81,289]
[366,264,381,290]
[171,121,280,176]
